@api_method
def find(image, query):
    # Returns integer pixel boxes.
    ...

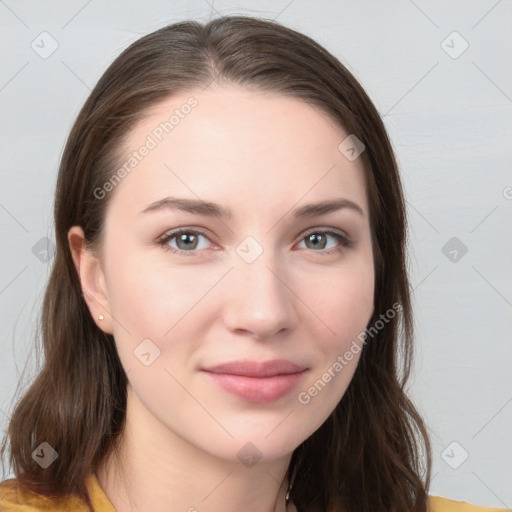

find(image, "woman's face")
[86,83,374,463]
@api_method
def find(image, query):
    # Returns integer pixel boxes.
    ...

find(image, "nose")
[222,249,297,340]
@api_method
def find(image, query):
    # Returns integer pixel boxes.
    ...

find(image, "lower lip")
[202,370,307,403]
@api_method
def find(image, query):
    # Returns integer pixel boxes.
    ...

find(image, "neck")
[96,386,296,512]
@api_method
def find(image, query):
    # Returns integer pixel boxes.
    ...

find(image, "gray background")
[1,0,511,507]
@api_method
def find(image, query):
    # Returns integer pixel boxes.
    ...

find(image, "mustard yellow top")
[0,474,509,512]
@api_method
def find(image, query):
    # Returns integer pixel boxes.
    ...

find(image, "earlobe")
[67,226,113,334]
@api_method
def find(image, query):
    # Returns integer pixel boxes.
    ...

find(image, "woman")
[0,15,506,512]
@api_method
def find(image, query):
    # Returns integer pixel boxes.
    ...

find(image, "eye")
[156,228,353,257]
[297,229,354,256]
[157,229,213,257]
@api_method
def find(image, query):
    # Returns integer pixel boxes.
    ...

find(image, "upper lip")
[202,359,307,378]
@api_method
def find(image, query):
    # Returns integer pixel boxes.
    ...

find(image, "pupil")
[178,233,196,249]
[309,233,325,249]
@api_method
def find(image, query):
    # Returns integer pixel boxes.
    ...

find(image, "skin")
[69,83,375,512]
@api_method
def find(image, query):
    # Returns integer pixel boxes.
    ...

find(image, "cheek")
[294,265,373,416]
[295,255,374,391]
[106,249,205,332]
[298,256,375,342]
[103,253,201,385]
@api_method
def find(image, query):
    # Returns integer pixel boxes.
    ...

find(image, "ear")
[68,226,113,334]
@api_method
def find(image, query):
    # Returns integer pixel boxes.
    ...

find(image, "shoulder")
[429,495,511,512]
[0,477,94,512]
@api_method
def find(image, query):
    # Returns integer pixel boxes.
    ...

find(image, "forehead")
[108,83,369,219]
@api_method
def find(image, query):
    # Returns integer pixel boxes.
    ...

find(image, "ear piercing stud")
[98,314,104,320]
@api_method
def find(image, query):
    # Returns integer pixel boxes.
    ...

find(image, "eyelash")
[156,228,354,257]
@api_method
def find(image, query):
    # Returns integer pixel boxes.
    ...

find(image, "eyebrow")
[140,196,364,219]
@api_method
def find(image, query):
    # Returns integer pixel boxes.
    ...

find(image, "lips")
[202,359,307,377]
[201,359,308,403]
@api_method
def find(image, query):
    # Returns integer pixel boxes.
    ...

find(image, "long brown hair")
[1,15,432,512]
